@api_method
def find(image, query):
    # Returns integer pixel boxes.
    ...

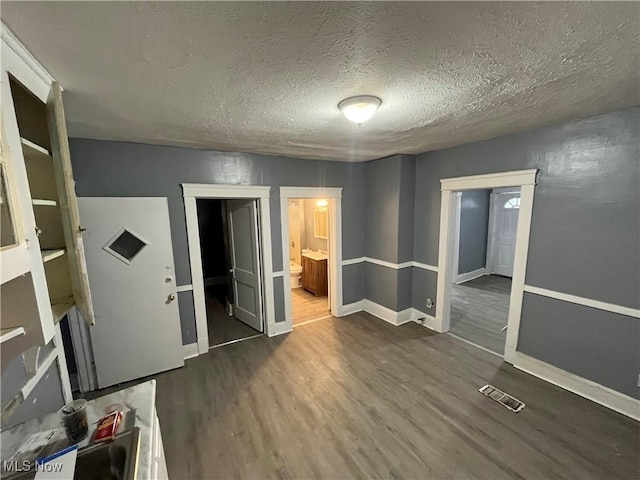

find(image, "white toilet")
[290,261,302,288]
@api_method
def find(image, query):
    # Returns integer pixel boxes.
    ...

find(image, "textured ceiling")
[2,2,639,162]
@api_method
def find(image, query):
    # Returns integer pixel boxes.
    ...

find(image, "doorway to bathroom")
[287,198,331,324]
[279,187,343,327]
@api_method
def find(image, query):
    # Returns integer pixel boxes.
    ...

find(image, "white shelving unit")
[0,326,25,344]
[41,249,66,263]
[52,301,74,325]
[1,24,96,413]
[20,137,50,158]
[32,199,57,206]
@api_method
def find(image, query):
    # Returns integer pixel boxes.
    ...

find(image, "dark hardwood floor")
[450,274,511,355]
[207,293,261,347]
[153,312,640,479]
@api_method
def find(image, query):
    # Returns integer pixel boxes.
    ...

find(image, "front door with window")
[78,197,184,388]
[488,190,521,277]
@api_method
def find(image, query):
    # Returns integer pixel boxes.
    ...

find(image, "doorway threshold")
[293,315,333,328]
[446,332,503,359]
[209,333,263,350]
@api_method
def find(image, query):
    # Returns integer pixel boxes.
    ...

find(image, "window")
[504,198,520,209]
[103,228,148,264]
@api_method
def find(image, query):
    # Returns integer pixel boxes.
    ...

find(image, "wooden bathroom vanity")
[301,255,328,297]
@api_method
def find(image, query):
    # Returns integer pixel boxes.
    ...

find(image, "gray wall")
[457,189,490,275]
[70,139,366,344]
[519,294,640,399]
[362,155,416,310]
[412,106,640,397]
[69,107,639,399]
[398,155,416,263]
[342,263,364,305]
[364,155,402,263]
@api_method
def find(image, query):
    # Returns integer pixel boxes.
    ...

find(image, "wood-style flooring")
[292,287,329,325]
[207,295,261,347]
[450,275,511,355]
[154,313,640,479]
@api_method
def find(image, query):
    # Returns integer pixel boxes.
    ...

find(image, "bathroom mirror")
[313,209,328,239]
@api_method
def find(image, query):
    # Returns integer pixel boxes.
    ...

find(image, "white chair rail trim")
[524,285,640,318]
[340,257,438,272]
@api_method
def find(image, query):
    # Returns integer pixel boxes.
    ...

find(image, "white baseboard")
[341,300,365,316]
[454,267,488,285]
[268,322,293,337]
[362,300,411,326]
[395,306,415,326]
[183,342,199,360]
[409,308,438,331]
[350,300,439,330]
[514,352,640,421]
[340,300,438,330]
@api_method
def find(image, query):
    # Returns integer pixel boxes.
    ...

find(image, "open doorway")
[435,170,537,363]
[449,188,521,355]
[196,199,262,347]
[287,198,331,325]
[280,187,343,328]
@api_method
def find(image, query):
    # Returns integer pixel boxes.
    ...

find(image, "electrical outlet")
[426,298,434,309]
[637,374,640,388]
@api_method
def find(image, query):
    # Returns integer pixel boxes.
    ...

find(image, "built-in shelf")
[21,348,59,400]
[32,199,57,206]
[20,137,51,159]
[0,326,26,344]
[52,302,73,324]
[0,244,31,285]
[41,248,66,263]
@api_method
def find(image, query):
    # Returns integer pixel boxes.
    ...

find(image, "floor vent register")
[479,384,525,412]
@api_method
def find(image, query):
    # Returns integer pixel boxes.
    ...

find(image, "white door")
[227,199,263,332]
[488,190,521,277]
[78,198,184,388]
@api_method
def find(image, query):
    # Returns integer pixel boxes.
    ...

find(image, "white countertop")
[302,251,328,260]
[1,380,157,479]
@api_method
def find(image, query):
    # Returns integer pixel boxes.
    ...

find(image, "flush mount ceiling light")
[338,95,382,125]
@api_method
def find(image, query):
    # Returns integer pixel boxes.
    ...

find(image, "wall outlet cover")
[426,298,434,309]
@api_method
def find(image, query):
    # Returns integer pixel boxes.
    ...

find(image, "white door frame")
[435,170,538,363]
[182,184,273,355]
[451,192,463,284]
[279,187,343,329]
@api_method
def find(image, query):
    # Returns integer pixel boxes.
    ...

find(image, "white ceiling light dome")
[338,95,382,125]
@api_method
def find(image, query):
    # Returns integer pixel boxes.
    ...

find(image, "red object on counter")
[94,410,123,443]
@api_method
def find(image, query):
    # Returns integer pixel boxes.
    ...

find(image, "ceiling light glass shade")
[338,95,382,124]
